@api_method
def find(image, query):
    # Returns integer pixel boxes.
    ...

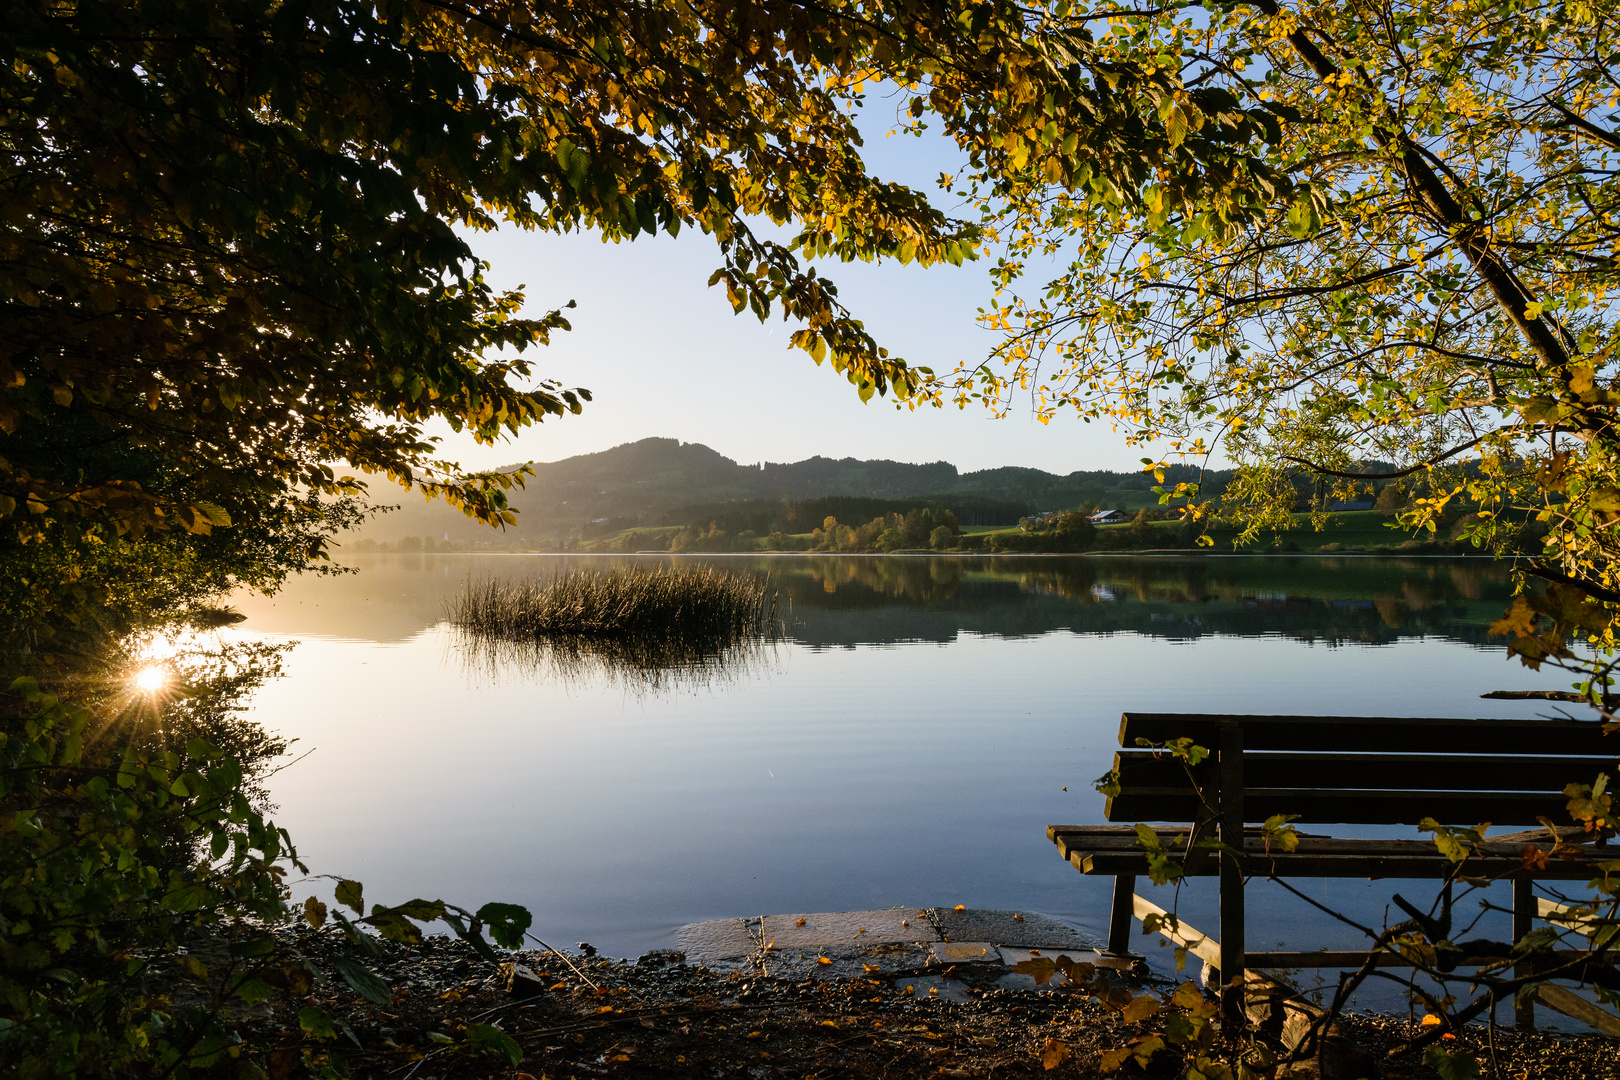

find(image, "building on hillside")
[1090,509,1128,524]
[1328,500,1376,512]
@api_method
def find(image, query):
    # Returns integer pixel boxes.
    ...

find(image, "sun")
[133,666,169,693]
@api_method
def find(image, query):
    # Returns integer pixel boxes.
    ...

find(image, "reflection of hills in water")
[764,556,1515,649]
[230,553,1517,650]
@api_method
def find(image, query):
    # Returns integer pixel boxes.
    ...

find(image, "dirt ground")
[245,934,1620,1079]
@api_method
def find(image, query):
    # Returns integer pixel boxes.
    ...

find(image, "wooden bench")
[1048,713,1617,1027]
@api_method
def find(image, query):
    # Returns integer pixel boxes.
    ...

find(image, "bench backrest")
[1106,712,1616,825]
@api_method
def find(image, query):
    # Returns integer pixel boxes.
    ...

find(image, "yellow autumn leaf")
[1041,1038,1072,1070]
[1121,995,1161,1024]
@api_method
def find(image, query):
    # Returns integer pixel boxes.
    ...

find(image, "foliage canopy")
[950,0,1620,646]
[1,0,1266,551]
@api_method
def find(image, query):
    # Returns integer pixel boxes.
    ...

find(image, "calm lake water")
[231,553,1577,986]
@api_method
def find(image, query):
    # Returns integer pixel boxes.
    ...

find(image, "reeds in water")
[450,564,780,694]
[452,564,776,642]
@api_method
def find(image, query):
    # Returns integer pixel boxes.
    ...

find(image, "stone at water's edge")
[670,918,760,964]
[930,941,999,963]
[936,908,1088,949]
[673,908,1104,994]
[758,908,932,950]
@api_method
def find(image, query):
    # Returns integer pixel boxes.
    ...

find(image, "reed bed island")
[453,564,776,640]
[450,565,780,689]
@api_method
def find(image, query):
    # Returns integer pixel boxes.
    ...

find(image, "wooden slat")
[1075,850,1606,880]
[1537,897,1617,938]
[1105,788,1572,825]
[1045,824,1328,842]
[1120,713,1612,755]
[1049,829,1614,861]
[1114,749,1606,794]
[1132,893,1220,968]
[1535,984,1620,1036]
[1248,950,1615,970]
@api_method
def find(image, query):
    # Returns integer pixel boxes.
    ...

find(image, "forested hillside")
[343,437,1232,548]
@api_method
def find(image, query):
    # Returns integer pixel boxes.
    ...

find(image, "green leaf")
[335,879,364,915]
[233,977,276,1005]
[329,956,392,1006]
[475,902,533,950]
[1285,195,1320,238]
[1423,1045,1480,1080]
[299,1007,337,1040]
[303,896,327,929]
[467,1023,524,1065]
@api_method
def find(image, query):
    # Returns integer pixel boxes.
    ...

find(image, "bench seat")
[1049,713,1619,1030]
[1050,824,1614,879]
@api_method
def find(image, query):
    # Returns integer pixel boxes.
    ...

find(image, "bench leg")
[1105,874,1137,956]
[1218,724,1246,1026]
[1218,853,1245,1023]
[1514,877,1534,1031]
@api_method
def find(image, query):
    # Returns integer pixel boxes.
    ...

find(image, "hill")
[343,437,1231,548]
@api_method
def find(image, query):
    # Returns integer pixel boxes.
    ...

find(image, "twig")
[525,933,602,990]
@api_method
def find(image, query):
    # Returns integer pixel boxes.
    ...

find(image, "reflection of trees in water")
[760,555,1519,648]
[793,556,965,604]
[450,628,784,696]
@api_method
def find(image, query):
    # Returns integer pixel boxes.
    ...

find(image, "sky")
[430,104,1163,478]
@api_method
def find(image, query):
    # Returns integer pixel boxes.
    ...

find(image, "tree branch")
[1279,429,1502,481]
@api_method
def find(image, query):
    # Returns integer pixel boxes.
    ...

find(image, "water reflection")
[451,630,786,696]
[232,552,1517,652]
[773,555,1513,649]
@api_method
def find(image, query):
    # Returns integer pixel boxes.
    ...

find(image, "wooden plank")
[1537,897,1616,938]
[1534,984,1620,1037]
[1047,824,1333,839]
[1119,713,1611,755]
[1076,850,1605,880]
[1132,892,1220,968]
[1050,830,1608,860]
[1106,788,1572,825]
[1247,950,1616,969]
[1047,824,1148,840]
[1114,749,1606,794]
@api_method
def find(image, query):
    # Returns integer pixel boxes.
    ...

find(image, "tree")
[948,0,1620,645]
[3,0,1251,557]
[939,1,1620,1059]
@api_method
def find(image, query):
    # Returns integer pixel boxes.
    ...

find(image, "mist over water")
[232,553,1571,1008]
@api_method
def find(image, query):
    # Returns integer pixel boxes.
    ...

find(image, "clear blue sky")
[434,103,1161,477]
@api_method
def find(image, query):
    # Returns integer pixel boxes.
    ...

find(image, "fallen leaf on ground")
[1042,1038,1072,1070]
[816,957,832,966]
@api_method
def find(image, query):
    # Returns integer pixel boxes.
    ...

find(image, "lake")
[230,553,1574,986]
